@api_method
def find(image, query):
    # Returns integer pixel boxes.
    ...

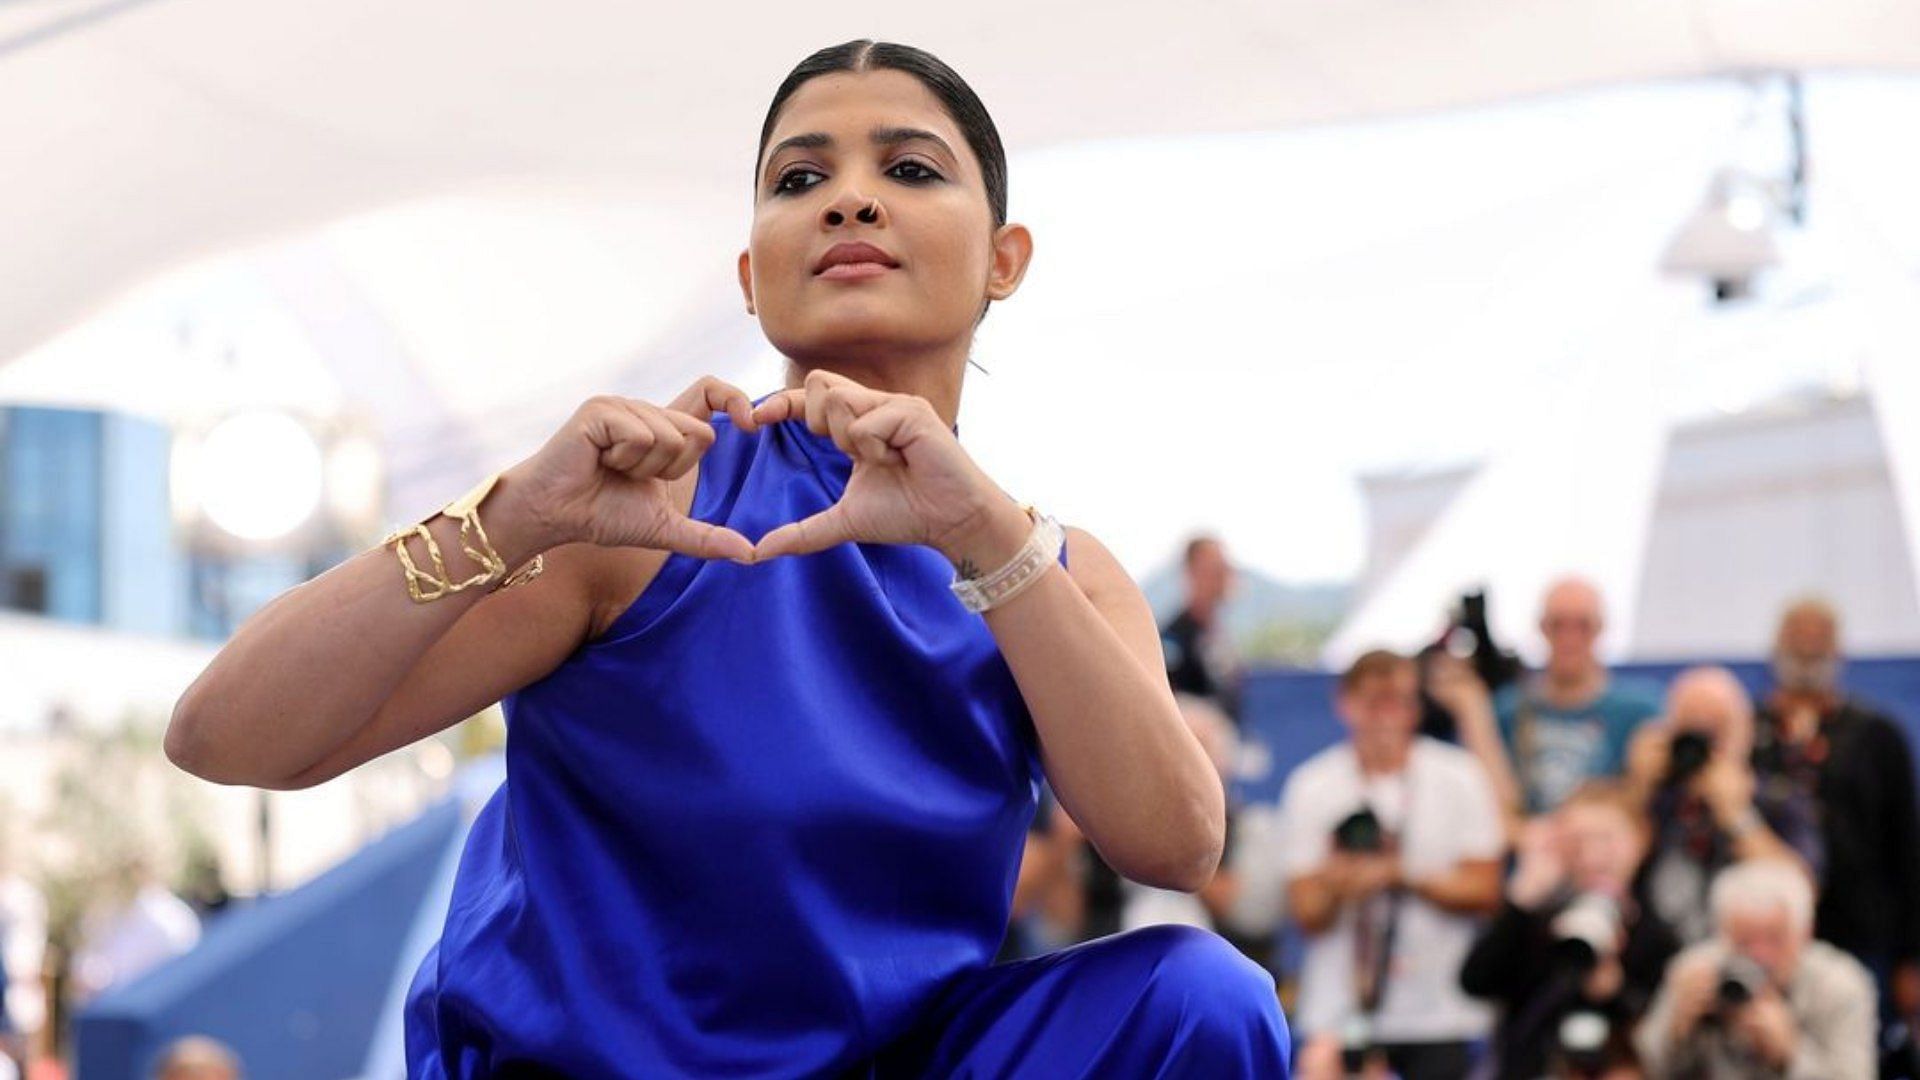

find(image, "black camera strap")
[1353,881,1407,1016]
[1346,755,1419,1026]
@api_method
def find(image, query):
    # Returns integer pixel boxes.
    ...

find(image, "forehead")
[1668,684,1734,723]
[1347,668,1417,699]
[1727,905,1791,935]
[762,69,971,165]
[1543,583,1602,619]
[1563,801,1634,833]
[1779,611,1836,648]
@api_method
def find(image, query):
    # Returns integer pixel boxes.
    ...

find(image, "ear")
[984,222,1033,302]
[736,249,756,315]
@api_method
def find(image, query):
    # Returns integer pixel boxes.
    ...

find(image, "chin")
[771,309,948,362]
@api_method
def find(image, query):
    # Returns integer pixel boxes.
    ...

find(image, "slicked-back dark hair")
[755,40,1008,228]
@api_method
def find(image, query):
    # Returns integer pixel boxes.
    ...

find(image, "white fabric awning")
[6,0,1920,370]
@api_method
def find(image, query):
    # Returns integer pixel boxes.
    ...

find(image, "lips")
[813,241,900,276]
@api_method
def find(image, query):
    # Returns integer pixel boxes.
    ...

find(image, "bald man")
[1491,577,1661,815]
[1754,598,1920,1025]
[1626,666,1819,945]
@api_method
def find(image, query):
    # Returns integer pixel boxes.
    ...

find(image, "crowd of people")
[1009,537,1920,1079]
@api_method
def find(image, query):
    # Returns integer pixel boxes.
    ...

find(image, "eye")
[888,159,942,184]
[772,167,823,196]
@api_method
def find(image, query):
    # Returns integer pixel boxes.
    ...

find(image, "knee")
[1133,924,1277,1016]
[1118,925,1291,1068]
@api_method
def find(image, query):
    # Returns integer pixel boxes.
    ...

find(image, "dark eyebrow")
[762,126,958,179]
[869,126,955,158]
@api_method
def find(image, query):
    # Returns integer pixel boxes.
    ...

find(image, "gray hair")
[1711,858,1814,933]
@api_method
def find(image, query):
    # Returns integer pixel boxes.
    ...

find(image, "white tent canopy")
[7,0,1920,370]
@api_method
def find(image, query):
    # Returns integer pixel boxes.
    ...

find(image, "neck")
[1541,664,1604,705]
[1355,739,1411,776]
[782,340,970,429]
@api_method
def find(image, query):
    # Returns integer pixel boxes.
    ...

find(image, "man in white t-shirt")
[1282,649,1506,1080]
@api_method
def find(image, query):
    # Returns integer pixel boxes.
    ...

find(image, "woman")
[166,40,1290,1077]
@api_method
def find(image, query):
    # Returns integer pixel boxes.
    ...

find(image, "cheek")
[901,203,994,291]
[749,216,806,289]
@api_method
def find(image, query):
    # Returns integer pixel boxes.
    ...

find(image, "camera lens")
[1667,730,1714,784]
[1332,807,1385,853]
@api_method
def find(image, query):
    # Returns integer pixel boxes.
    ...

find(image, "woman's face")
[740,69,1029,365]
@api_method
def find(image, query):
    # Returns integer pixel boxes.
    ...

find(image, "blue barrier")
[73,796,462,1080]
[1234,655,1920,806]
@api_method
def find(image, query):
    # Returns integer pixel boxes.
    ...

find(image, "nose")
[822,187,884,228]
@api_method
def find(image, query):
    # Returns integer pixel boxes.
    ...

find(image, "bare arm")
[1287,871,1346,936]
[977,525,1225,892]
[1428,655,1525,824]
[1409,857,1504,916]
[167,381,760,789]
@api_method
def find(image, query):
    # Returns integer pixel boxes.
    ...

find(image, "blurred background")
[4,2,1920,1078]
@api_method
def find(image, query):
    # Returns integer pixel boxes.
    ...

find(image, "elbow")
[1119,795,1226,894]
[165,693,316,790]
[165,706,247,786]
[1147,842,1223,895]
[165,691,213,779]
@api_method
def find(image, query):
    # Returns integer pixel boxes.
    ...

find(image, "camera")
[1416,589,1523,741]
[1715,955,1770,1013]
[1550,893,1623,971]
[1332,806,1386,854]
[1555,1008,1615,1077]
[1665,729,1714,786]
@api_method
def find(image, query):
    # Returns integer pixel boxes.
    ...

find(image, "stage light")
[1661,169,1782,303]
[190,410,325,543]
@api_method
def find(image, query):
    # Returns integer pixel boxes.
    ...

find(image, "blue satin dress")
[404,404,1290,1078]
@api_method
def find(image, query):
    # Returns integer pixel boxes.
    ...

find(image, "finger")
[650,513,755,563]
[752,504,855,560]
[844,400,916,465]
[804,370,831,435]
[587,403,659,473]
[668,376,758,432]
[802,368,880,435]
[846,398,931,464]
[823,388,861,455]
[658,410,717,480]
[624,404,686,479]
[751,388,806,427]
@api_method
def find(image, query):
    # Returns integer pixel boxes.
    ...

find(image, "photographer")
[1636,859,1875,1079]
[1754,599,1920,1045]
[1627,668,1820,945]
[1461,781,1681,1078]
[1492,578,1662,816]
[1281,649,1506,1079]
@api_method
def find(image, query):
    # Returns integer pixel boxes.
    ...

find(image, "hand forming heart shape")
[746,369,1028,569]
[500,372,1030,573]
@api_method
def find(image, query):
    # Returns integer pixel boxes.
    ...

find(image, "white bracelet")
[949,505,1065,614]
